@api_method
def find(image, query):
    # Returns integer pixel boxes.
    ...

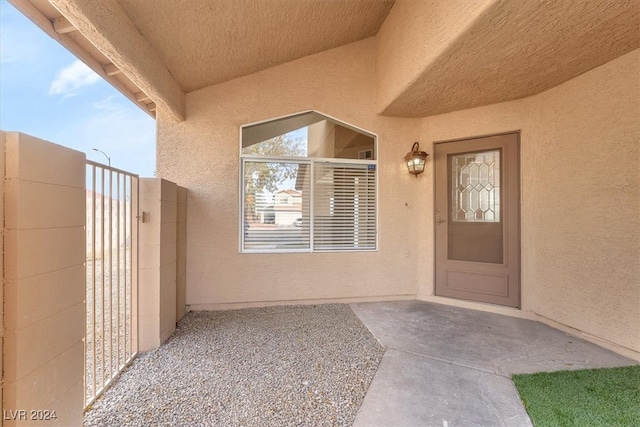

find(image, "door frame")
[432,130,522,308]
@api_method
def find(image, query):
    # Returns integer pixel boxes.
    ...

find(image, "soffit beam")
[49,0,185,122]
[134,92,151,103]
[103,63,122,76]
[52,16,76,34]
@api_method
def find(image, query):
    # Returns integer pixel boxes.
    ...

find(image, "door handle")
[437,217,447,224]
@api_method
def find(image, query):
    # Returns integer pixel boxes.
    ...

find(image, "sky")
[0,1,156,176]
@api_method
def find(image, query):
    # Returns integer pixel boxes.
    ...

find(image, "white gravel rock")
[84,304,384,426]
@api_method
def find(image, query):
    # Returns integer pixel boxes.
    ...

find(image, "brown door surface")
[434,132,520,307]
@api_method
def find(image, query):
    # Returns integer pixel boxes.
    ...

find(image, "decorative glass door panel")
[448,149,503,264]
[451,150,500,222]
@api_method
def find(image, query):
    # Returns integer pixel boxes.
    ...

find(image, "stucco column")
[138,178,178,351]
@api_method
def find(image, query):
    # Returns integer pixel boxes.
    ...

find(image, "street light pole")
[92,148,111,166]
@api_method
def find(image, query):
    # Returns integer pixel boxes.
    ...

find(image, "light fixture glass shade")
[404,142,429,176]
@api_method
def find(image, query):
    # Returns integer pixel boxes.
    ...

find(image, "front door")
[434,132,520,307]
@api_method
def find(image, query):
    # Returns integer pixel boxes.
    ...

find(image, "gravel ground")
[84,304,385,427]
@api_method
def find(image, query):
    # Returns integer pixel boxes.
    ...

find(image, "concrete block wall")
[2,132,85,427]
[138,178,180,351]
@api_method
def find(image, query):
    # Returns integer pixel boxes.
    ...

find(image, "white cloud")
[48,60,101,97]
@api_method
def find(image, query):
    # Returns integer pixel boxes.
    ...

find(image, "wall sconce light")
[404,142,429,177]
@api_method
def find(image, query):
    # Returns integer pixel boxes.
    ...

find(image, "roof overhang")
[10,0,639,122]
[10,0,393,122]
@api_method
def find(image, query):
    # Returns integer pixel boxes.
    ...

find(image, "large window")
[241,111,377,253]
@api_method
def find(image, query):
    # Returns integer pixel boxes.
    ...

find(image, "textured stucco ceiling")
[378,0,640,117]
[116,0,395,92]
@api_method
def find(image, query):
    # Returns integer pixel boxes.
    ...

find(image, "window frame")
[238,111,379,254]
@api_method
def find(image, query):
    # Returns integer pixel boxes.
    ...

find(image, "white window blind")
[313,162,377,251]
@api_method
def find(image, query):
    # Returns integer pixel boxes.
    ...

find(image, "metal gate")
[85,161,139,408]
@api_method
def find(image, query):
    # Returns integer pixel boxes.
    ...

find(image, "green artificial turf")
[513,365,640,427]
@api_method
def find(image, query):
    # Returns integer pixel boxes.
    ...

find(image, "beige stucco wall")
[139,178,178,351]
[417,49,640,356]
[156,32,638,357]
[2,132,85,426]
[157,37,421,309]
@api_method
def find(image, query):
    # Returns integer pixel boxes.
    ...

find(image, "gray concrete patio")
[351,300,637,427]
[84,300,637,426]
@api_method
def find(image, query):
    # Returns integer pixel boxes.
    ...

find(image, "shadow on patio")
[84,301,636,427]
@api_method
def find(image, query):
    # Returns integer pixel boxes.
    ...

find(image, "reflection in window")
[243,161,310,251]
[242,111,375,160]
[451,150,501,222]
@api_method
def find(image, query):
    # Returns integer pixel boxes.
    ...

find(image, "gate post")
[138,178,177,351]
